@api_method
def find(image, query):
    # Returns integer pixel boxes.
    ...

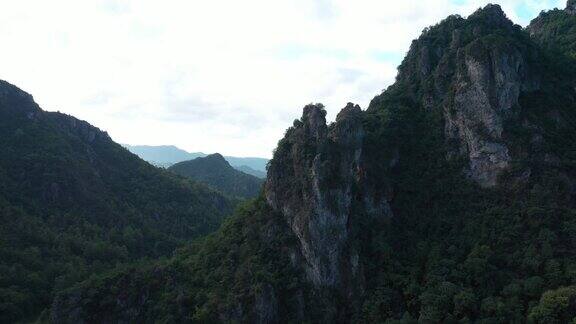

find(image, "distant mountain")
[124,144,269,173]
[224,156,268,173]
[168,154,264,199]
[0,80,237,323]
[123,144,205,166]
[235,165,266,178]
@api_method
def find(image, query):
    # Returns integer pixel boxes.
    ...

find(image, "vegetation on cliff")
[528,3,576,58]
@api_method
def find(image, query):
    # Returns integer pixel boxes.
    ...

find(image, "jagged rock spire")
[568,0,576,14]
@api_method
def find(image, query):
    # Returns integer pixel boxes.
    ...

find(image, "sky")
[0,0,565,158]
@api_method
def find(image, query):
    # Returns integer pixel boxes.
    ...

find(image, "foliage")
[168,153,263,199]
[528,286,576,323]
[0,82,237,322]
[353,6,576,322]
[51,198,307,323]
[529,9,576,58]
[357,88,576,322]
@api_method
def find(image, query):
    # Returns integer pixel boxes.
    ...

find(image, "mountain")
[235,165,267,179]
[224,156,269,173]
[122,144,205,167]
[42,2,576,323]
[168,154,264,199]
[0,80,238,322]
[124,144,269,173]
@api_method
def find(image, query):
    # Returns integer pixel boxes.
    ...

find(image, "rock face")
[568,0,576,14]
[448,37,539,186]
[388,5,540,187]
[265,103,391,313]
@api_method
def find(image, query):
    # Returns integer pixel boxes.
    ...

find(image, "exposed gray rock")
[265,103,392,315]
[389,5,541,187]
[568,0,576,14]
[447,40,539,187]
[266,104,356,290]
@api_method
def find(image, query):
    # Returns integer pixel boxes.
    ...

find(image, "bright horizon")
[0,0,564,158]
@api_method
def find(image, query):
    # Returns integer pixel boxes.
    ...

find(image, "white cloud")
[0,0,565,157]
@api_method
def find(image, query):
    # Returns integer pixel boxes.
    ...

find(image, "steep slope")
[0,80,237,322]
[50,4,576,323]
[168,154,263,199]
[527,0,576,58]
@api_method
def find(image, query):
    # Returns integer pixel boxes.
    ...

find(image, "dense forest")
[0,81,238,322]
[168,154,263,199]
[3,2,576,324]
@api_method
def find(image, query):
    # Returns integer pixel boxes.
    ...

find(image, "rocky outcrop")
[265,103,391,314]
[386,5,541,187]
[447,36,539,186]
[568,0,576,15]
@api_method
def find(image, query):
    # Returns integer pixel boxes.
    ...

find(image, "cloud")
[0,0,565,157]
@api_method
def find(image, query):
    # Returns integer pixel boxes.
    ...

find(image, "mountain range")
[123,144,268,178]
[3,1,576,323]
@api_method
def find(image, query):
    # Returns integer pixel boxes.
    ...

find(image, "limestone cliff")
[265,103,391,314]
[373,5,541,187]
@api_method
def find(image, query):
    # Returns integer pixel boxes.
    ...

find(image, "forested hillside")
[168,154,263,199]
[0,81,237,322]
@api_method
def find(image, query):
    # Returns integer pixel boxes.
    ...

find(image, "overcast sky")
[0,0,564,157]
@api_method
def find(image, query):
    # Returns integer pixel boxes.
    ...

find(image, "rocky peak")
[568,0,576,14]
[329,103,363,148]
[266,103,361,294]
[380,4,540,187]
[301,103,327,141]
[265,103,391,319]
[468,4,514,30]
